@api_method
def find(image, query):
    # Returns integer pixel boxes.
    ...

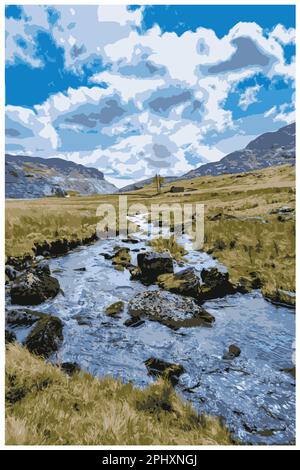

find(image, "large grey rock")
[10,269,60,305]
[128,290,215,329]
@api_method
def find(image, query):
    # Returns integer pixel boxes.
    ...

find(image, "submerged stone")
[223,344,241,360]
[105,301,125,316]
[144,357,185,385]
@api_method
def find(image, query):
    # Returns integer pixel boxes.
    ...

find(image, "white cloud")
[264,106,276,118]
[273,103,295,124]
[270,24,295,45]
[239,84,261,111]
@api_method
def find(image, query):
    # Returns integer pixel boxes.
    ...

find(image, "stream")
[8,214,295,445]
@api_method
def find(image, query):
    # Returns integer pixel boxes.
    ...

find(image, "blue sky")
[5,5,295,186]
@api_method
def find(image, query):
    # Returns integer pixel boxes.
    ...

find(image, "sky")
[5,4,296,187]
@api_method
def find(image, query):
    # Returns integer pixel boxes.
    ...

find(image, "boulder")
[35,260,51,275]
[157,267,200,298]
[73,314,91,326]
[5,265,19,281]
[6,308,44,327]
[10,269,60,305]
[144,357,185,385]
[137,252,174,283]
[129,266,143,281]
[128,290,214,329]
[199,267,237,301]
[223,344,241,360]
[25,314,63,358]
[121,238,140,244]
[5,330,16,344]
[105,301,124,316]
[60,362,80,376]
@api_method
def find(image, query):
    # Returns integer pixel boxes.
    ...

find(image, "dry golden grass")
[148,236,187,261]
[6,164,295,300]
[6,344,232,445]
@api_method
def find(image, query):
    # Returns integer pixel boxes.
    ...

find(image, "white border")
[0,0,298,451]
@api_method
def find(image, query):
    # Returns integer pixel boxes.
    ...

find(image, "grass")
[6,344,232,445]
[148,235,187,261]
[6,165,295,303]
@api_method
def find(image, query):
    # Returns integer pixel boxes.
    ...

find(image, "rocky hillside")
[5,155,117,198]
[184,123,295,179]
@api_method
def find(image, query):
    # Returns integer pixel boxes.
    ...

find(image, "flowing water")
[8,215,295,445]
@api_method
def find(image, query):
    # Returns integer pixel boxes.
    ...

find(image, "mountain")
[120,176,179,193]
[183,123,295,179]
[5,154,117,199]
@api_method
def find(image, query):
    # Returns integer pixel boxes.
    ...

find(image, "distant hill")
[183,123,295,179]
[119,176,179,193]
[5,154,117,198]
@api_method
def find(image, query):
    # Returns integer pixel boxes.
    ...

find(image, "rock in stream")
[128,290,215,329]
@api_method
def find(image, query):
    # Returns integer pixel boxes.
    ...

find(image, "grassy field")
[6,344,232,445]
[6,164,295,302]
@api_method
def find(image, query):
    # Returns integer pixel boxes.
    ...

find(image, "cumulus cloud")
[5,6,296,183]
[270,24,295,45]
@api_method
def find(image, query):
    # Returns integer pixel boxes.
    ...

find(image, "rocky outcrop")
[25,315,63,358]
[128,290,215,329]
[135,252,174,283]
[144,357,185,385]
[157,267,200,298]
[158,266,237,302]
[10,268,60,305]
